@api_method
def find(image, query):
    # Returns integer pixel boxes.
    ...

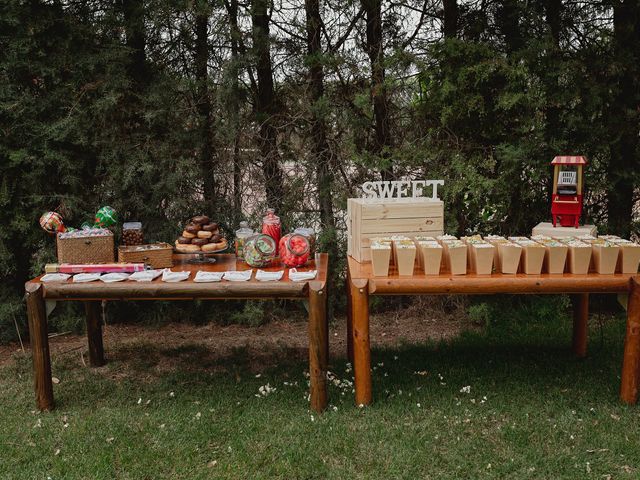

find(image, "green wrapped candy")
[94,206,118,227]
[81,221,93,230]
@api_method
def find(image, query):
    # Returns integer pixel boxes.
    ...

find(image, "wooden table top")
[26,254,328,301]
[347,256,635,295]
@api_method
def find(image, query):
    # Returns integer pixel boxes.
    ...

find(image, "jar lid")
[253,234,276,255]
[236,221,254,236]
[123,222,142,229]
[294,227,314,237]
[262,208,280,224]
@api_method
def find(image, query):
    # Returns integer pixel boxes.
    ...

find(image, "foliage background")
[0,0,638,342]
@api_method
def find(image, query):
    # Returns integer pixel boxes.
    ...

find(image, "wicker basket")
[118,243,173,268]
[57,231,115,264]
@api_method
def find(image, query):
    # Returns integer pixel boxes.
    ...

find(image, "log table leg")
[346,271,354,363]
[350,278,372,406]
[84,301,105,367]
[621,278,640,405]
[25,283,54,411]
[309,282,328,412]
[571,293,589,358]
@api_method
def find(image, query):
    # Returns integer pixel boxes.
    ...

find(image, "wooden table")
[346,257,640,406]
[25,254,329,412]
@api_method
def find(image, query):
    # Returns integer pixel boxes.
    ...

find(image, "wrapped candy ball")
[81,221,93,230]
[39,212,66,235]
[94,206,118,227]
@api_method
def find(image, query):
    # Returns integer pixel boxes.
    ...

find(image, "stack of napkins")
[129,270,163,282]
[194,271,224,283]
[288,269,317,282]
[255,270,284,282]
[161,269,191,282]
[73,273,101,283]
[223,270,253,282]
[40,273,71,283]
[99,273,130,283]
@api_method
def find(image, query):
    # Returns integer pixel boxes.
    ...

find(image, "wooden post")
[350,278,372,406]
[346,271,354,363]
[621,277,640,404]
[25,283,54,411]
[308,282,328,412]
[84,301,105,367]
[571,293,589,358]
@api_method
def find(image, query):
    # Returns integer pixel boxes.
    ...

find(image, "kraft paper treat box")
[370,240,392,276]
[485,236,522,274]
[532,235,568,274]
[462,236,494,275]
[393,239,417,276]
[610,239,640,274]
[560,238,592,274]
[415,239,443,275]
[586,238,620,274]
[440,239,467,275]
[510,238,545,274]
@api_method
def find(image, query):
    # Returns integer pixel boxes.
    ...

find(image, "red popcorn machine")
[551,155,586,228]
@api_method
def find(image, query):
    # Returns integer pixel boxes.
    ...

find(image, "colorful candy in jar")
[261,208,281,254]
[94,206,118,227]
[243,234,277,267]
[235,221,255,261]
[279,233,310,268]
[39,211,66,235]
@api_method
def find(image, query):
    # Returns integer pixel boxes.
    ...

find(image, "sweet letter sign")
[361,180,444,201]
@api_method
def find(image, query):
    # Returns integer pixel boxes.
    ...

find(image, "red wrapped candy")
[279,233,310,268]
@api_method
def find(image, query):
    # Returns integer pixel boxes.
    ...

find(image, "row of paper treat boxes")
[366,234,640,277]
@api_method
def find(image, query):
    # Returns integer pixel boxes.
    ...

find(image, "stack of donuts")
[175,215,227,253]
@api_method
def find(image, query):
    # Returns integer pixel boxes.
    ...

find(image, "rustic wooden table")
[25,254,329,412]
[346,256,640,407]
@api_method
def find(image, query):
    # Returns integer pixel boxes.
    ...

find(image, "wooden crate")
[347,198,444,262]
[118,243,174,268]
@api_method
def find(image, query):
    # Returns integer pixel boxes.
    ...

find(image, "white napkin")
[99,272,130,283]
[41,273,71,283]
[288,269,317,282]
[194,271,224,283]
[162,269,191,282]
[255,270,284,282]
[129,270,162,282]
[223,270,253,282]
[73,273,101,283]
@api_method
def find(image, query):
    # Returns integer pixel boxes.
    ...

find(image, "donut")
[185,224,200,234]
[210,233,222,243]
[202,241,223,252]
[192,215,210,225]
[182,230,196,239]
[175,241,200,253]
[192,238,209,246]
[197,230,213,239]
[202,223,218,232]
[177,236,192,244]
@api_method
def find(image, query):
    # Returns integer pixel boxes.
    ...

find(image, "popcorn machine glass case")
[551,155,586,228]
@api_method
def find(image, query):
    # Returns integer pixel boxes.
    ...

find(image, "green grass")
[1,301,640,479]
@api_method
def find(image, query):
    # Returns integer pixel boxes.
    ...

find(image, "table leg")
[621,277,640,405]
[571,293,589,358]
[309,283,328,412]
[25,283,54,411]
[350,278,371,406]
[84,301,105,367]
[346,271,354,363]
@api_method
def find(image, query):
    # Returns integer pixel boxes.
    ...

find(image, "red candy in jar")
[261,208,281,254]
[279,233,310,268]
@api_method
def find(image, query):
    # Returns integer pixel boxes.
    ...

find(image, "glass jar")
[261,208,281,254]
[235,221,255,260]
[122,222,143,246]
[293,227,316,255]
[243,234,277,267]
[279,233,310,268]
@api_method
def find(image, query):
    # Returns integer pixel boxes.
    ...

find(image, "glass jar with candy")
[293,227,315,256]
[279,233,310,268]
[243,234,277,267]
[261,208,281,254]
[235,221,255,260]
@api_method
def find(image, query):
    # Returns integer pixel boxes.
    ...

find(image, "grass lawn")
[1,297,639,479]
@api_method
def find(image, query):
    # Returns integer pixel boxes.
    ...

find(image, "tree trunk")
[229,0,243,223]
[195,4,216,208]
[496,0,523,54]
[443,0,458,39]
[362,0,393,180]
[252,0,284,213]
[608,0,639,237]
[121,0,148,89]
